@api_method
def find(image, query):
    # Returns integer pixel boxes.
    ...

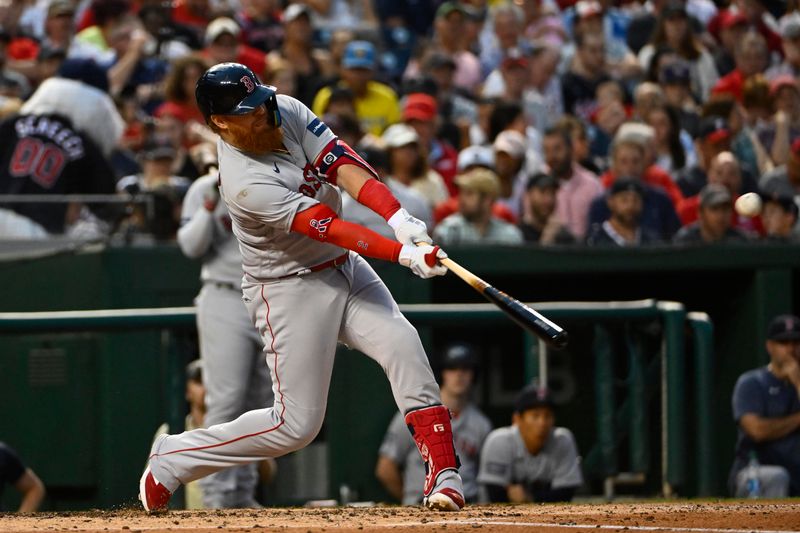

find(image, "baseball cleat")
[139,465,172,513]
[424,487,465,511]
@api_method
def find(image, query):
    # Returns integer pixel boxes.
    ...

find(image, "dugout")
[0,243,798,509]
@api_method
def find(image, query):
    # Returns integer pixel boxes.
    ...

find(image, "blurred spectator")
[311,0,379,34]
[542,125,602,240]
[477,385,582,503]
[381,123,448,209]
[704,96,771,178]
[678,116,734,197]
[0,26,30,98]
[482,48,529,103]
[421,52,477,149]
[313,40,400,136]
[717,0,782,56]
[33,45,67,89]
[760,192,800,242]
[203,17,267,76]
[713,11,750,77]
[138,3,199,60]
[153,112,205,180]
[638,2,719,100]
[424,2,482,92]
[155,55,207,124]
[267,4,328,107]
[586,178,659,246]
[493,129,530,220]
[402,92,459,194]
[116,138,190,240]
[105,16,168,98]
[433,168,524,245]
[562,31,610,122]
[74,0,135,63]
[172,0,213,44]
[590,137,682,240]
[376,343,492,505]
[0,76,121,239]
[479,2,527,77]
[151,360,207,509]
[518,173,576,245]
[729,314,800,497]
[555,115,602,174]
[0,442,45,512]
[764,76,800,166]
[235,0,283,53]
[761,138,800,198]
[711,31,769,102]
[765,13,800,80]
[673,184,749,243]
[646,104,696,174]
[524,44,563,132]
[659,60,701,136]
[521,0,567,48]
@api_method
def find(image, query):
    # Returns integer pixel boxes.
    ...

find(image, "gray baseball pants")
[148,253,440,492]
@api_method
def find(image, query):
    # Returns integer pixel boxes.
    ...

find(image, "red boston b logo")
[241,76,255,93]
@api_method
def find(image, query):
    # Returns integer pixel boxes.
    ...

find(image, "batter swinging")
[139,63,464,512]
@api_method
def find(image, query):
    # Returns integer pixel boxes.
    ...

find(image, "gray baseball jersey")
[147,94,451,502]
[379,404,492,504]
[477,425,583,492]
[217,95,345,281]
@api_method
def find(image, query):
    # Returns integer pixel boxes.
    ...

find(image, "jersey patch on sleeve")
[307,118,329,137]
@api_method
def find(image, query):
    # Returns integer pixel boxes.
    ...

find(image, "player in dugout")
[139,63,464,513]
[478,384,583,503]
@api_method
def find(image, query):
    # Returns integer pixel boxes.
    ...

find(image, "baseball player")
[376,343,492,505]
[139,63,464,512]
[478,385,583,503]
[177,168,274,508]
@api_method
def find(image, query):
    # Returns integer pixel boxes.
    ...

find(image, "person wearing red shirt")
[172,0,211,42]
[203,17,267,76]
[711,31,769,102]
[154,55,207,124]
[403,93,459,196]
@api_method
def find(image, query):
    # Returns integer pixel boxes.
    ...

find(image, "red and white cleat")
[424,486,465,511]
[139,465,172,513]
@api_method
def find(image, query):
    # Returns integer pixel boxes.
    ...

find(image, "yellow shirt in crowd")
[312,81,401,136]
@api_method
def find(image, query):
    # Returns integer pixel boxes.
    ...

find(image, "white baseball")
[735,192,763,217]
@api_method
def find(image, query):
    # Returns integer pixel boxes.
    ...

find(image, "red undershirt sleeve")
[291,204,402,262]
[355,178,402,221]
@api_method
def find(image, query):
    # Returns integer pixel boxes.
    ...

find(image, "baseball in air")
[735,192,762,217]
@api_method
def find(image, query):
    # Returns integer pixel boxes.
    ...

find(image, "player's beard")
[227,122,285,154]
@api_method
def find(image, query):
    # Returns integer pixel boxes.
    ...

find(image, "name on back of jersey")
[14,116,85,160]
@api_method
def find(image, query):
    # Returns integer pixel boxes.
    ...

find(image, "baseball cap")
[403,92,438,122]
[662,1,688,18]
[760,191,799,218]
[527,172,558,190]
[609,177,644,196]
[698,116,731,144]
[141,138,176,161]
[454,168,500,196]
[58,57,109,92]
[186,359,203,383]
[342,40,376,70]
[660,60,691,85]
[614,122,655,149]
[718,10,748,31]
[382,123,419,148]
[440,343,479,370]
[457,145,495,172]
[493,130,527,159]
[48,0,76,18]
[769,75,798,97]
[699,183,732,208]
[436,1,466,19]
[38,44,67,62]
[515,384,554,413]
[767,314,800,341]
[425,52,456,71]
[575,0,603,19]
[780,12,800,40]
[205,17,240,45]
[283,3,312,23]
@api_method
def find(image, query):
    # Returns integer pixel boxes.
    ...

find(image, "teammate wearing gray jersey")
[139,63,464,513]
[478,385,583,503]
[376,344,492,504]
[177,172,274,508]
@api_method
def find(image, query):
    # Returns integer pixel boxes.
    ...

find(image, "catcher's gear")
[195,63,281,127]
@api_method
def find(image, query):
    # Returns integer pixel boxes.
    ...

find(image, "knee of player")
[283,411,325,447]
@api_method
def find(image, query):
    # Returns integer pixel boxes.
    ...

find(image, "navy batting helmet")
[195,62,281,127]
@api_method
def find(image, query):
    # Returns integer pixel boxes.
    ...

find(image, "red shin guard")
[404,405,461,496]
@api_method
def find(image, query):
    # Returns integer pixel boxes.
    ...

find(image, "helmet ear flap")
[264,86,281,128]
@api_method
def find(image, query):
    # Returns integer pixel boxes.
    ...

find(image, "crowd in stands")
[0,0,798,245]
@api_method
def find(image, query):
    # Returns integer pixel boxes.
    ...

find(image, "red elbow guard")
[313,139,380,185]
[291,204,402,262]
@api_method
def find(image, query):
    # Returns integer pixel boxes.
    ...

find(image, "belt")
[205,280,239,291]
[275,252,349,280]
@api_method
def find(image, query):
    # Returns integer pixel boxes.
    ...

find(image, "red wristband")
[356,179,401,221]
[291,204,402,262]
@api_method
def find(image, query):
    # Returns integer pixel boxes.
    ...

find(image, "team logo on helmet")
[241,75,255,93]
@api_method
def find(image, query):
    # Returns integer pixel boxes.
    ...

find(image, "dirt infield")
[1,501,799,533]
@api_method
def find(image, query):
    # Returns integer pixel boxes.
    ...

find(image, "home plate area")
[1,501,799,533]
